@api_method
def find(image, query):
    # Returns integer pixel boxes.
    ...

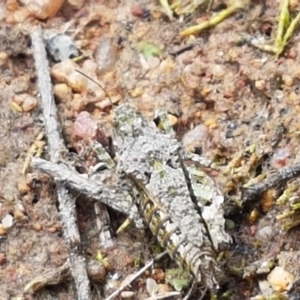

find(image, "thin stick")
[30,26,91,300]
[242,162,300,203]
[183,280,196,300]
[24,259,106,293]
[105,251,167,300]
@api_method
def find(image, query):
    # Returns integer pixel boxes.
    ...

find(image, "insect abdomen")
[138,195,219,288]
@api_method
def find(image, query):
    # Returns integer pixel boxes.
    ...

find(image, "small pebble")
[204,118,217,129]
[0,253,5,265]
[283,74,293,87]
[274,89,284,100]
[267,266,294,292]
[255,79,266,91]
[18,181,31,193]
[181,66,200,89]
[32,223,42,231]
[94,37,118,75]
[147,56,160,69]
[182,124,208,150]
[212,64,226,79]
[2,214,14,229]
[46,34,79,62]
[146,278,158,295]
[289,91,297,102]
[157,283,173,293]
[73,111,98,141]
[82,59,97,74]
[68,0,84,8]
[290,0,299,10]
[22,95,37,112]
[53,83,73,103]
[120,291,135,299]
[0,51,8,67]
[129,87,144,98]
[0,224,6,235]
[255,225,273,241]
[258,280,273,295]
[152,268,165,281]
[200,86,212,97]
[131,4,144,18]
[13,209,25,221]
[272,147,290,168]
[51,60,88,93]
[13,93,27,106]
[48,227,57,233]
[26,0,64,19]
[287,47,298,59]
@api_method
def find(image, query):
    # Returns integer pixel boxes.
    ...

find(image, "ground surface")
[1,0,300,299]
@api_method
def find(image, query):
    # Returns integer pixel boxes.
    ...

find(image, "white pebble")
[2,214,14,229]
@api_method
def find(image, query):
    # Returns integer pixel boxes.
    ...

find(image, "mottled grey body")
[113,104,230,289]
[31,103,231,291]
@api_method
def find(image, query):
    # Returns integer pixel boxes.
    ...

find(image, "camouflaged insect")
[113,104,231,290]
[31,103,231,291]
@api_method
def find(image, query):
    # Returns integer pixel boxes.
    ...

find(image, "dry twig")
[242,162,300,203]
[105,251,167,300]
[24,259,106,293]
[30,26,91,299]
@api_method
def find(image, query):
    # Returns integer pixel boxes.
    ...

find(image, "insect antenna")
[75,69,114,106]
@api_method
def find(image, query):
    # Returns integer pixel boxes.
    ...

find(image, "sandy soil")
[1,0,300,299]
